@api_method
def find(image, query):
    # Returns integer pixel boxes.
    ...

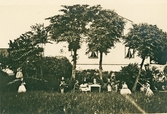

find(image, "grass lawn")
[0,91,167,114]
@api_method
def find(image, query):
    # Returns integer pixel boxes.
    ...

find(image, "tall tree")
[124,23,167,91]
[8,24,48,77]
[46,4,90,79]
[30,24,49,77]
[86,7,126,80]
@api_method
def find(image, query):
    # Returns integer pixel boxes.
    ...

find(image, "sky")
[0,0,167,48]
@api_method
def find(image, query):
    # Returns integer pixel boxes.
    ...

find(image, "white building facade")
[44,41,150,71]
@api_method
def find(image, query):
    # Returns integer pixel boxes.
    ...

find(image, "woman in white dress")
[18,82,26,93]
[120,82,131,95]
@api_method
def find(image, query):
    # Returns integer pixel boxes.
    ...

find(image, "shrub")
[115,63,140,90]
[39,56,72,91]
[1,56,72,92]
[147,66,167,90]
[42,56,72,80]
[75,69,98,84]
[115,63,166,91]
[25,56,72,91]
[0,70,9,91]
[75,69,111,85]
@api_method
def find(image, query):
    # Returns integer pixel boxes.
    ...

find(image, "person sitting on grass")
[120,82,131,95]
[18,82,26,93]
[80,77,90,92]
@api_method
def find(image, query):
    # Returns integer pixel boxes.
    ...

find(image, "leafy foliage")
[124,23,167,59]
[46,4,92,79]
[86,6,126,80]
[42,56,72,80]
[0,56,72,91]
[75,69,100,84]
[151,47,167,65]
[0,69,10,92]
[124,23,167,91]
[46,4,91,51]
[115,63,140,90]
[46,5,126,79]
[37,56,72,91]
[0,54,10,69]
[87,8,126,54]
[7,24,48,73]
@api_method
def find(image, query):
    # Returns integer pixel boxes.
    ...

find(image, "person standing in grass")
[59,77,68,93]
[16,67,23,81]
[73,80,80,92]
[107,78,112,92]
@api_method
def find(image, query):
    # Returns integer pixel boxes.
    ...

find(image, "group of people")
[67,76,154,97]
[60,76,131,95]
[118,81,154,96]
[15,67,154,96]
[106,76,119,92]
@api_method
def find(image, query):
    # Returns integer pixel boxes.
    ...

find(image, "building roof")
[0,48,8,57]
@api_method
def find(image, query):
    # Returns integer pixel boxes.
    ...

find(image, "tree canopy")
[46,4,126,79]
[87,9,126,54]
[124,23,167,91]
[8,24,48,73]
[86,6,126,79]
[46,5,100,79]
[124,23,167,60]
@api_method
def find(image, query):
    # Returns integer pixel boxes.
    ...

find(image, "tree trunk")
[99,51,103,80]
[72,49,77,79]
[132,56,145,92]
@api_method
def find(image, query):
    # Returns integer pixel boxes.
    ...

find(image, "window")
[59,45,67,54]
[88,51,98,59]
[60,49,64,53]
[125,46,135,59]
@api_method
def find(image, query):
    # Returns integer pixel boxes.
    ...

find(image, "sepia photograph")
[0,0,167,113]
